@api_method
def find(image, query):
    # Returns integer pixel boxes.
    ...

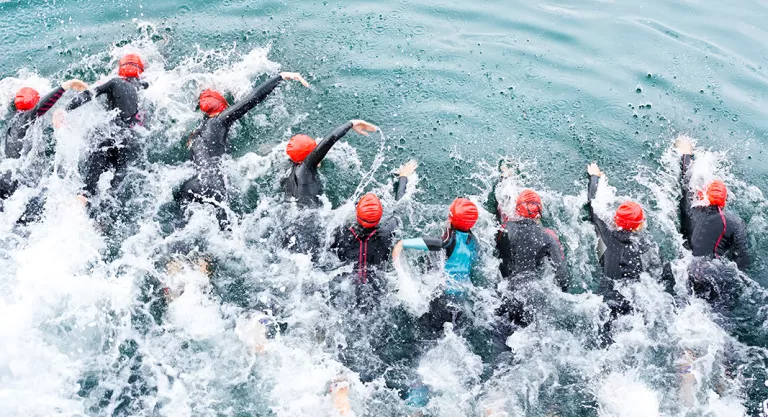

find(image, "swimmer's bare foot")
[237,315,268,355]
[330,378,351,416]
[166,259,184,276]
[196,257,210,276]
[678,349,696,407]
[75,194,88,208]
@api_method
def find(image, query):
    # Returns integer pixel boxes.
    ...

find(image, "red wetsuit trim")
[714,207,727,258]
[348,227,376,283]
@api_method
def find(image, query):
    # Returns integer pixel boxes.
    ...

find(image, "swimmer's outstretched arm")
[732,218,750,270]
[377,160,418,234]
[394,160,417,201]
[31,79,88,119]
[392,234,447,262]
[65,79,116,111]
[544,230,569,291]
[675,137,695,238]
[220,72,310,127]
[303,119,378,170]
[586,163,610,239]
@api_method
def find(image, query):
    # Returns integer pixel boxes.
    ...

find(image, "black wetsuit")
[0,87,66,209]
[330,176,408,288]
[496,219,569,288]
[680,154,750,305]
[175,75,284,229]
[5,86,65,159]
[494,218,569,328]
[65,77,148,197]
[680,155,750,269]
[282,122,354,207]
[587,175,659,327]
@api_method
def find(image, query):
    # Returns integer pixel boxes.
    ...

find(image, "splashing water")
[1,14,768,417]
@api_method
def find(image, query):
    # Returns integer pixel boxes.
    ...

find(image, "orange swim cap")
[704,180,727,208]
[449,198,479,232]
[614,201,645,231]
[118,53,145,78]
[14,87,40,111]
[515,189,542,219]
[286,134,317,164]
[356,193,383,228]
[199,89,229,116]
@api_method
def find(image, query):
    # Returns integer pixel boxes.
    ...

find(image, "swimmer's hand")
[280,72,311,88]
[500,163,511,178]
[587,162,603,177]
[675,136,694,155]
[351,119,378,136]
[61,79,89,92]
[392,240,404,263]
[398,160,418,177]
[52,110,66,129]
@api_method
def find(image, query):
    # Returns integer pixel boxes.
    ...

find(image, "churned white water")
[1,24,766,417]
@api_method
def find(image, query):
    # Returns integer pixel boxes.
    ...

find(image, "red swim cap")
[449,198,479,232]
[118,53,145,78]
[356,193,383,228]
[14,87,40,111]
[199,89,228,116]
[515,189,542,219]
[286,134,317,163]
[614,201,645,231]
[704,180,727,208]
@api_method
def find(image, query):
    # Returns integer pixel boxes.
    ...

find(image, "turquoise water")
[2,0,768,416]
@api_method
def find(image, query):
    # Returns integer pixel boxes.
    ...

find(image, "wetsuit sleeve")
[544,229,569,291]
[377,176,409,235]
[303,122,354,170]
[33,87,66,118]
[65,79,113,111]
[496,226,511,278]
[680,154,694,239]
[485,180,505,223]
[219,75,282,127]
[587,174,611,238]
[401,237,444,251]
[330,228,341,250]
[395,176,408,201]
[730,215,750,270]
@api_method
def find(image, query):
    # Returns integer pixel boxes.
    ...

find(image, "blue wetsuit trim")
[402,238,429,251]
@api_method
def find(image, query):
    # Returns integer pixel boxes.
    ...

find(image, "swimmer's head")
[118,54,144,78]
[356,193,383,228]
[199,89,228,116]
[449,198,478,232]
[700,180,727,208]
[14,87,40,111]
[515,189,542,219]
[614,201,646,232]
[286,134,317,163]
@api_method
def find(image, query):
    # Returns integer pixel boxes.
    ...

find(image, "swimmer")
[586,162,660,344]
[330,160,417,287]
[283,119,378,207]
[177,71,310,229]
[57,53,149,201]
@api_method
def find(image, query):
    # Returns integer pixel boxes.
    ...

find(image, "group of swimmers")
[2,53,754,414]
